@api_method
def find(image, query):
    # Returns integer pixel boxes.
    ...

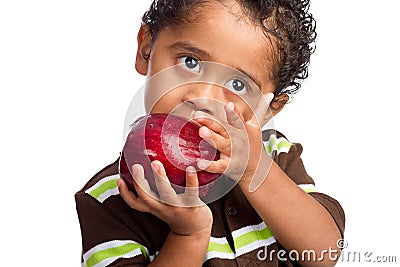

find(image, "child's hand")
[118,161,213,237]
[193,93,274,189]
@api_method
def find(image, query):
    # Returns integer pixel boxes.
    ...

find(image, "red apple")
[119,113,220,196]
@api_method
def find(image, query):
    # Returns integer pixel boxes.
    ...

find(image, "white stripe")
[204,250,236,261]
[209,236,229,244]
[85,174,120,195]
[231,221,266,239]
[82,240,146,262]
[97,187,120,203]
[82,240,149,267]
[298,183,316,193]
[149,252,159,262]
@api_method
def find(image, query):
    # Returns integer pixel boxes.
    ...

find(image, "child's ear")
[270,93,289,116]
[135,25,152,75]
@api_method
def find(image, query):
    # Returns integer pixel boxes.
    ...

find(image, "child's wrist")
[169,217,212,238]
[170,226,212,241]
[238,155,274,193]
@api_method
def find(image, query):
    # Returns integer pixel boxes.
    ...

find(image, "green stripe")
[86,243,147,267]
[277,140,291,151]
[264,136,292,155]
[303,188,316,193]
[233,227,273,249]
[87,179,118,200]
[207,240,233,254]
[265,136,278,154]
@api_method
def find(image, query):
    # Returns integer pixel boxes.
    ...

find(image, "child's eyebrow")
[168,42,211,59]
[169,41,262,89]
[234,66,262,90]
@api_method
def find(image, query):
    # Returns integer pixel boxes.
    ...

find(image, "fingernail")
[131,165,138,176]
[197,159,209,169]
[186,166,196,173]
[195,116,204,122]
[226,102,234,112]
[193,111,205,120]
[200,126,211,138]
[151,162,159,172]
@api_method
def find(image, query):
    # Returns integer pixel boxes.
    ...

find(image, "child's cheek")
[145,88,182,114]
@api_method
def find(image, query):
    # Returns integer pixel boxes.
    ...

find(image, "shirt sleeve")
[263,130,345,238]
[75,191,151,267]
[75,160,168,267]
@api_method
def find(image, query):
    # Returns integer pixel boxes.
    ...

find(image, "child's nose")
[183,84,225,116]
[185,98,214,115]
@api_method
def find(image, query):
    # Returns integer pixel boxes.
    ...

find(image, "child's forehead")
[158,1,277,90]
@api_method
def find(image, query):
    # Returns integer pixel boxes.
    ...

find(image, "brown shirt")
[75,131,345,266]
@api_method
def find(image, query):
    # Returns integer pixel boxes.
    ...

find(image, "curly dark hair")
[142,0,316,96]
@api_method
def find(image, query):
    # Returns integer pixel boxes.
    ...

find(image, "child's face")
[136,1,281,123]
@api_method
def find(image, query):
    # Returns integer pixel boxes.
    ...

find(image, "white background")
[1,0,399,266]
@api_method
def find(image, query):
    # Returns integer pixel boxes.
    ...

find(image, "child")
[75,1,345,266]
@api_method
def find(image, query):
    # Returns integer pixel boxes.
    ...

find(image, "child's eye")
[225,79,248,94]
[178,56,201,73]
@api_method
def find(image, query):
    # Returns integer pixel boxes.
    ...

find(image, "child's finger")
[184,166,201,206]
[248,93,274,126]
[199,126,231,155]
[197,158,227,174]
[225,102,245,129]
[118,178,151,213]
[117,178,139,207]
[131,164,152,194]
[193,112,229,138]
[130,165,161,209]
[151,161,178,204]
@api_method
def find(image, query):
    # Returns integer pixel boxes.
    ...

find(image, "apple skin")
[119,113,220,196]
